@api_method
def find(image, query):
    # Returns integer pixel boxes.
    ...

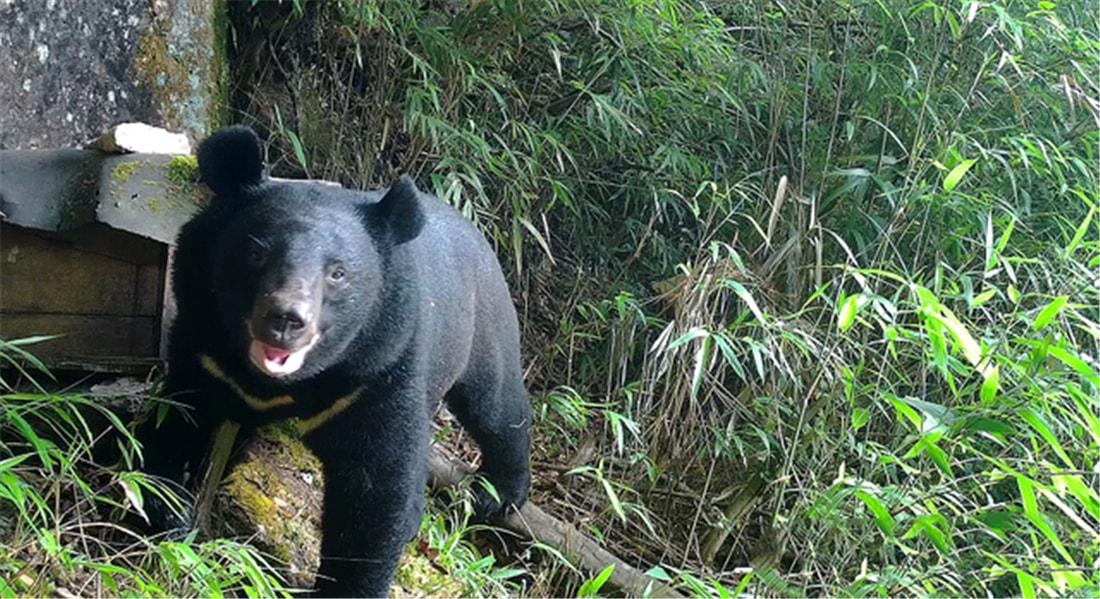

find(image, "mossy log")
[208,424,462,596]
[212,423,324,589]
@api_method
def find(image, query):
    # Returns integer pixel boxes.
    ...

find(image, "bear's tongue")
[263,345,291,365]
[249,340,309,377]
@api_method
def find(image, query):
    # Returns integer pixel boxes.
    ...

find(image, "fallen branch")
[196,421,240,535]
[428,450,682,598]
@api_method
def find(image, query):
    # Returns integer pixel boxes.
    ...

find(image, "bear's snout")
[251,292,318,347]
[246,284,322,377]
[263,302,310,337]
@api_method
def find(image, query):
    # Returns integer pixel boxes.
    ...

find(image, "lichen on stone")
[133,1,227,140]
[167,155,198,186]
[110,161,141,184]
[135,30,189,132]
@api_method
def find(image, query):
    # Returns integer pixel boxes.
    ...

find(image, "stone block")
[0,0,227,150]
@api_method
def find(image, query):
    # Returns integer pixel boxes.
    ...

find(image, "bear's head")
[194,126,424,380]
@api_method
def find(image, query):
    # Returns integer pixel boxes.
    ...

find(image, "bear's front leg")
[306,393,429,598]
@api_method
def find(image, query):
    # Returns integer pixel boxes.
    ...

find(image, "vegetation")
[234,0,1098,595]
[2,0,1096,596]
[0,337,287,597]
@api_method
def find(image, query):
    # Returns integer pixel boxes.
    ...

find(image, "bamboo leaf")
[1032,295,1068,331]
[721,280,769,325]
[855,490,895,536]
[837,294,861,332]
[1017,476,1075,565]
[1064,206,1095,257]
[980,365,999,403]
[943,158,977,191]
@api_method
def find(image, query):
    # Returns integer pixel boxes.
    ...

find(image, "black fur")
[196,126,264,194]
[138,127,531,597]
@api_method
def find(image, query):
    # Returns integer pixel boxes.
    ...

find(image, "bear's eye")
[328,265,347,282]
[246,243,267,266]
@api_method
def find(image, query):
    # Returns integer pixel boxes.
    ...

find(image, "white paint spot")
[65,112,73,122]
[120,90,128,100]
[107,90,115,103]
[46,0,56,10]
[35,43,48,64]
[21,79,30,92]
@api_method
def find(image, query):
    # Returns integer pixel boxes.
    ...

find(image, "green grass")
[0,337,290,597]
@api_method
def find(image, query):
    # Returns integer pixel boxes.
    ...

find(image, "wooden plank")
[0,313,158,358]
[64,223,164,264]
[2,223,164,264]
[136,259,165,316]
[0,224,162,316]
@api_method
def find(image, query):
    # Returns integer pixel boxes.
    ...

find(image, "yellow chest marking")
[298,388,364,435]
[199,355,296,411]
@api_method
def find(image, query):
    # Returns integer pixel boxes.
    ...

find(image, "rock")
[89,123,192,155]
[0,0,228,150]
[0,149,203,244]
[88,378,156,413]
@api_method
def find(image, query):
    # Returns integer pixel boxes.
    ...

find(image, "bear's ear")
[196,126,264,195]
[365,175,425,245]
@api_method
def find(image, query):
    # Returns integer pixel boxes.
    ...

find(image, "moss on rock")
[167,155,198,186]
[110,160,141,185]
[134,31,189,132]
[132,1,228,141]
[207,0,232,131]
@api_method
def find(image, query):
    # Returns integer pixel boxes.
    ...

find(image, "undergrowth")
[232,0,1098,595]
[0,338,514,597]
[0,337,289,597]
[1,0,1095,597]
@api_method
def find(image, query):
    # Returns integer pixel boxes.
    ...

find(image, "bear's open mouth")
[249,336,318,377]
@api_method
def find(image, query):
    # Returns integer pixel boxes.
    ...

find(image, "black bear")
[137,126,531,597]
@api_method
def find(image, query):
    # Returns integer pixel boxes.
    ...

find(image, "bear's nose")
[263,303,312,341]
[268,308,305,330]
